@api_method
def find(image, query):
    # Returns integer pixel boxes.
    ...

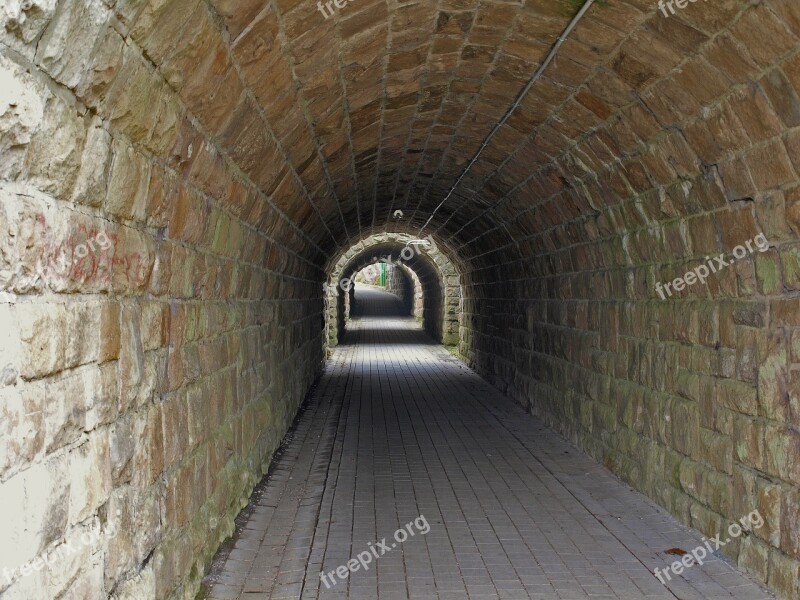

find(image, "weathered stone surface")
[105,140,151,222]
[70,117,111,207]
[3,0,800,599]
[23,96,87,199]
[0,456,69,571]
[35,0,108,89]
[0,0,57,60]
[0,54,47,180]
[0,376,44,479]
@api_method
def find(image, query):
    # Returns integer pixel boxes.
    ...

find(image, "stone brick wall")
[383,264,413,316]
[4,1,800,599]
[385,263,423,320]
[465,3,800,598]
[0,5,323,599]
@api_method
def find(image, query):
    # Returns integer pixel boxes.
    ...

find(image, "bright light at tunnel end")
[332,235,438,293]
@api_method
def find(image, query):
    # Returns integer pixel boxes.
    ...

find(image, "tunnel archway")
[346,261,420,318]
[3,1,800,599]
[325,232,465,350]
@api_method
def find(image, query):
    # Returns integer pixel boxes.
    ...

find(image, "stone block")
[739,534,770,584]
[733,413,764,470]
[101,45,162,144]
[168,186,209,245]
[789,367,800,429]
[42,521,103,598]
[161,392,189,470]
[104,489,137,586]
[704,32,759,84]
[760,67,800,128]
[703,469,733,516]
[666,396,700,456]
[146,93,182,158]
[733,465,758,517]
[0,0,57,60]
[719,157,757,204]
[755,477,783,547]
[208,0,264,40]
[771,298,800,327]
[767,548,800,600]
[65,302,102,369]
[780,487,800,558]
[74,23,124,109]
[53,548,105,600]
[108,564,156,600]
[0,455,69,572]
[731,3,798,68]
[111,227,155,293]
[109,412,134,486]
[35,0,108,89]
[755,249,783,295]
[744,139,797,190]
[129,0,197,62]
[118,302,144,413]
[105,140,151,222]
[44,369,91,453]
[678,457,701,498]
[23,94,86,199]
[688,502,726,552]
[98,302,121,363]
[764,424,800,484]
[147,241,173,297]
[699,427,733,475]
[140,301,169,352]
[0,302,20,381]
[0,379,44,479]
[84,361,118,432]
[67,431,111,525]
[718,378,758,416]
[758,328,789,421]
[0,54,47,180]
[145,166,178,230]
[71,117,111,208]
[18,303,68,380]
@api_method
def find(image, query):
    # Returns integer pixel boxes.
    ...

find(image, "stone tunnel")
[1,0,799,598]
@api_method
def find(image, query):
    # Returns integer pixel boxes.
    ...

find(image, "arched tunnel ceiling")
[339,242,441,285]
[125,0,799,268]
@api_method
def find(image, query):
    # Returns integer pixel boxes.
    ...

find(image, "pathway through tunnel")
[349,283,410,320]
[202,287,772,600]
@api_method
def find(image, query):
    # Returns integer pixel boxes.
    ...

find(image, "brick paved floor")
[203,286,774,600]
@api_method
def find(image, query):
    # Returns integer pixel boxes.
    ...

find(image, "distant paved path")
[203,288,773,600]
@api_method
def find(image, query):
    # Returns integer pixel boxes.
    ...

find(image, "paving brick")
[204,287,775,600]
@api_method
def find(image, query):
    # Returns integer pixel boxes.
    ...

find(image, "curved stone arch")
[325,232,464,348]
[385,262,423,320]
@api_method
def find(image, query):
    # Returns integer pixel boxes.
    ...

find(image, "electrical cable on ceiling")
[417,0,597,238]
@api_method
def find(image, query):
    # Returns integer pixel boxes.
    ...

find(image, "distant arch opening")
[325,233,464,350]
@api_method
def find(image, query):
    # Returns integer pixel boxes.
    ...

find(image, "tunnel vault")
[325,232,464,349]
[2,0,800,599]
